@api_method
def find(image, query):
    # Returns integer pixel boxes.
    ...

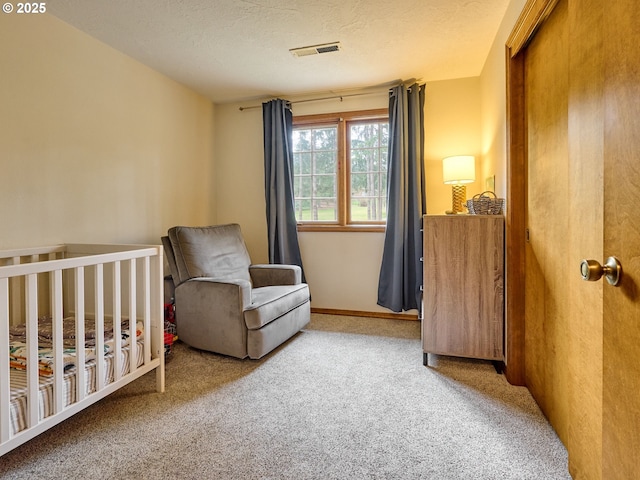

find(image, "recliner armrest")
[176,277,252,309]
[249,264,302,287]
[173,277,253,358]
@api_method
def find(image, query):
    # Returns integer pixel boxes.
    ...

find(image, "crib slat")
[10,257,21,326]
[26,274,38,430]
[128,259,136,375]
[51,269,64,414]
[74,267,86,402]
[112,262,122,382]
[150,252,165,393]
[94,264,105,391]
[143,256,151,365]
[0,278,10,442]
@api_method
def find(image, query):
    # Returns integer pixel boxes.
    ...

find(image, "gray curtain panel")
[262,99,306,282]
[377,83,426,312]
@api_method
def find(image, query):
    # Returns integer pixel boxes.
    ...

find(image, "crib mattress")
[8,342,144,435]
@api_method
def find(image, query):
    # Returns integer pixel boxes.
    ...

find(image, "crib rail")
[0,244,165,456]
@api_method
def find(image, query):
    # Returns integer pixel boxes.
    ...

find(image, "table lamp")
[442,155,475,214]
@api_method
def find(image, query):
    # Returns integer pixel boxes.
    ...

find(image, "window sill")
[297,224,386,233]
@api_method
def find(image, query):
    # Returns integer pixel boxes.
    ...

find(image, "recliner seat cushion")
[244,284,310,330]
[169,224,252,285]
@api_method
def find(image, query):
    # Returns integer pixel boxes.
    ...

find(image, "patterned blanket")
[8,343,112,376]
[8,316,143,377]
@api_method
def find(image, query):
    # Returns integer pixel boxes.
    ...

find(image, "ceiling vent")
[290,42,343,58]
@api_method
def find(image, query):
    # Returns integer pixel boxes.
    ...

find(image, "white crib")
[0,243,165,456]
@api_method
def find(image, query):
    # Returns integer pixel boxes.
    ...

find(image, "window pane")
[314,174,336,198]
[350,172,367,196]
[350,198,385,221]
[351,149,376,174]
[294,152,312,175]
[299,175,312,197]
[351,199,366,221]
[311,198,337,221]
[303,152,314,174]
[350,149,367,173]
[295,199,312,221]
[293,153,301,175]
[313,128,336,150]
[350,124,380,148]
[292,129,311,151]
[380,123,389,147]
[314,151,336,174]
[348,120,388,222]
[292,125,338,222]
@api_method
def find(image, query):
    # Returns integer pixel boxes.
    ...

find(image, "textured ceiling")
[48,0,510,104]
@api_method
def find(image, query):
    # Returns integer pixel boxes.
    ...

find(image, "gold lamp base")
[451,185,467,214]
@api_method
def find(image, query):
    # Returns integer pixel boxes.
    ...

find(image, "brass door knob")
[580,257,622,286]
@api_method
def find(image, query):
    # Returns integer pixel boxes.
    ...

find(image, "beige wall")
[0,14,215,249]
[480,0,528,199]
[215,79,482,313]
[425,77,483,214]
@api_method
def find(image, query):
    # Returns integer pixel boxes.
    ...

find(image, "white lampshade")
[442,155,476,184]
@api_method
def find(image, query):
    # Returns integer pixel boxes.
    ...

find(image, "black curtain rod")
[238,90,386,111]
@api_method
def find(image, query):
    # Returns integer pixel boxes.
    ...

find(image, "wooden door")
[524,0,573,450]
[566,0,605,477]
[601,0,640,477]
[508,0,640,478]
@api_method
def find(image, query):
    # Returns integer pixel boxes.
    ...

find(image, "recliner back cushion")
[168,224,252,285]
[161,236,179,282]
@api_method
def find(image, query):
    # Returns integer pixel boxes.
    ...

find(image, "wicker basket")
[466,191,505,215]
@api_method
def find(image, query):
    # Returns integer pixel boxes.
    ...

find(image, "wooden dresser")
[422,215,504,367]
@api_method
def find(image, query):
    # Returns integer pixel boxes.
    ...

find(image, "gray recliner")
[162,224,310,359]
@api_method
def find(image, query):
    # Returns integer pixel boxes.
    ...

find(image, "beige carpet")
[0,314,570,479]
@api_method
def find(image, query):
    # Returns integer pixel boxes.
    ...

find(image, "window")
[292,109,389,231]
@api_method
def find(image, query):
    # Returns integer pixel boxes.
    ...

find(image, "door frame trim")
[504,0,559,386]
